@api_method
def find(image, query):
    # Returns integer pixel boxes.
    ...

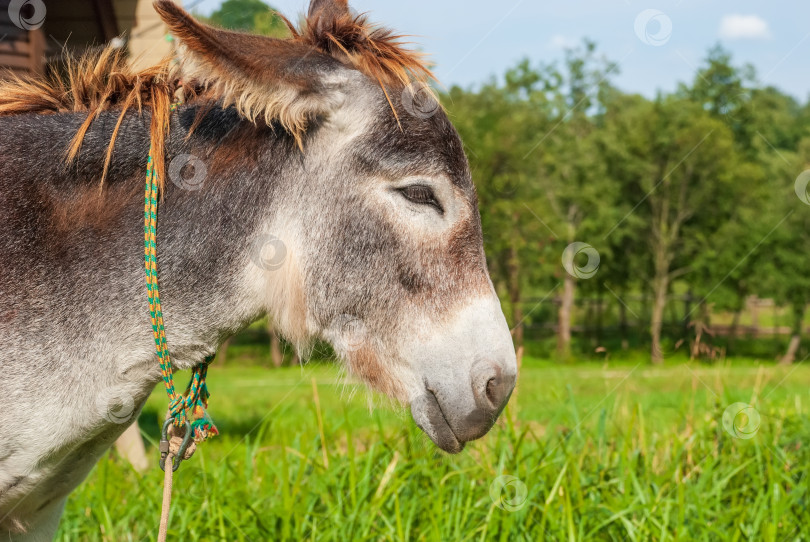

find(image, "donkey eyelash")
[398,185,444,214]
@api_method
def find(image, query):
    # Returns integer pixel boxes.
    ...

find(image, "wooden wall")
[0,0,46,77]
[0,0,169,78]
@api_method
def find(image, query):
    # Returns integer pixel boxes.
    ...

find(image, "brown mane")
[0,2,434,189]
[293,10,434,102]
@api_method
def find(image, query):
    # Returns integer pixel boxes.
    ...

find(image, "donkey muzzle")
[411,361,516,453]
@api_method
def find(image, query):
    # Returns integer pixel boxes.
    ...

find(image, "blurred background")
[3,0,810,539]
[5,0,806,365]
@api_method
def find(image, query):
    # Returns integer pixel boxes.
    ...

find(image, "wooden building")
[0,0,172,78]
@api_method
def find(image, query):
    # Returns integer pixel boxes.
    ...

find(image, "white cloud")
[548,34,579,50]
[719,14,771,40]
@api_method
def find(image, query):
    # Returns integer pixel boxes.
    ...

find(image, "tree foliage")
[203,0,288,37]
[445,44,810,363]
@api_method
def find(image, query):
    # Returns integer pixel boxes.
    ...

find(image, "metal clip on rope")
[159,419,192,472]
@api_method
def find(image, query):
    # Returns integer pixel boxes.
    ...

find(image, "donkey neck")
[0,103,302,529]
[0,104,302,378]
[146,104,312,370]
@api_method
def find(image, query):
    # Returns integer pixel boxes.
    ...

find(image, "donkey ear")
[153,0,348,137]
[308,0,351,34]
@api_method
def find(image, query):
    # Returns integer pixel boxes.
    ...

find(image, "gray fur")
[0,68,515,540]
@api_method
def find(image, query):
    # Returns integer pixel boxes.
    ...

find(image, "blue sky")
[186,0,810,101]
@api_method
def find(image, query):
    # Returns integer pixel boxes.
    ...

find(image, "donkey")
[0,0,517,539]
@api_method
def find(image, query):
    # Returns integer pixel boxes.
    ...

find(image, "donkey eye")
[399,185,443,213]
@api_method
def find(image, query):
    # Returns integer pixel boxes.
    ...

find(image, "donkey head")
[155,0,516,453]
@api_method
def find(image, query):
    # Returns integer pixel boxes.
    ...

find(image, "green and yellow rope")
[144,105,217,443]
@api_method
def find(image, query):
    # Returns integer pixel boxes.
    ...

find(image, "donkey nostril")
[471,363,515,414]
[485,378,499,406]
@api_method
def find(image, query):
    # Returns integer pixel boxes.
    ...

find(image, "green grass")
[57,358,810,541]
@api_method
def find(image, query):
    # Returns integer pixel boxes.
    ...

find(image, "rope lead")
[143,104,218,447]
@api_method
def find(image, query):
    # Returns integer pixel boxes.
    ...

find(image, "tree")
[754,137,810,363]
[532,43,622,359]
[686,50,807,358]
[602,96,737,363]
[204,0,289,37]
[595,92,652,350]
[682,45,757,155]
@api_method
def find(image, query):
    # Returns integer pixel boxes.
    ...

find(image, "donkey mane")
[293,9,433,97]
[0,0,434,188]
